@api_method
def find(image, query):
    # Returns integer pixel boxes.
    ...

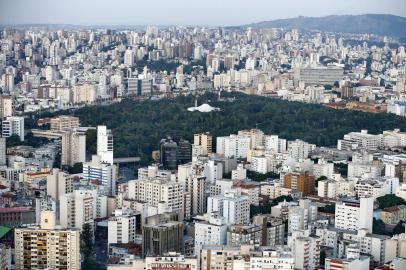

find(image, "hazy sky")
[0,0,405,26]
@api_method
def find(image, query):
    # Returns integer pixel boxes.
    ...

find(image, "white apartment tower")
[108,209,137,246]
[207,191,250,225]
[127,178,184,218]
[2,116,24,141]
[83,155,117,196]
[97,125,114,165]
[335,197,374,233]
[194,214,228,255]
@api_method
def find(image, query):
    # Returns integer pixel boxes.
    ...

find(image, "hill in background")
[245,14,406,38]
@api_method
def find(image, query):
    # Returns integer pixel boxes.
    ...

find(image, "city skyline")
[0,0,405,26]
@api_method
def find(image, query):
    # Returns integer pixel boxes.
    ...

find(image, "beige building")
[73,83,97,104]
[14,211,80,270]
[46,168,74,201]
[193,132,212,156]
[0,95,12,118]
[61,130,86,166]
[60,189,107,229]
[381,205,406,225]
[50,116,80,132]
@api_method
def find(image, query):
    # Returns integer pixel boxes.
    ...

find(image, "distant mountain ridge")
[244,14,406,38]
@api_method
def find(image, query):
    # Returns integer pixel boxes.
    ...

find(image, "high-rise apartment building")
[59,189,107,229]
[194,214,228,255]
[108,208,137,246]
[50,116,80,132]
[97,125,114,165]
[207,191,250,225]
[72,83,97,104]
[194,132,212,156]
[216,134,251,159]
[47,168,73,201]
[287,139,315,161]
[284,171,315,196]
[335,197,374,233]
[124,49,134,67]
[14,211,80,270]
[2,116,24,141]
[0,95,12,118]
[61,129,86,166]
[83,155,117,196]
[127,178,184,218]
[294,236,321,270]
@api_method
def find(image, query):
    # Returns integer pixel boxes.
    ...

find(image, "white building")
[108,208,137,246]
[207,191,250,225]
[294,236,320,270]
[338,130,383,151]
[335,197,374,233]
[204,160,223,183]
[232,163,247,180]
[83,155,117,196]
[355,177,399,198]
[264,135,287,153]
[313,159,334,179]
[127,178,184,218]
[97,125,114,165]
[0,137,6,166]
[194,214,228,255]
[2,116,24,141]
[287,139,315,161]
[47,168,73,201]
[60,189,107,229]
[251,156,269,174]
[216,134,251,158]
[288,199,318,233]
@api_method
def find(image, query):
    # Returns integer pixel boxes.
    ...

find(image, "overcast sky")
[0,0,405,26]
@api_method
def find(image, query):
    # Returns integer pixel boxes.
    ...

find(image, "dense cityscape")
[1,1,406,270]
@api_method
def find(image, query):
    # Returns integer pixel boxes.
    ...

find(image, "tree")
[318,204,335,214]
[320,250,326,266]
[29,92,406,166]
[334,163,348,177]
[377,194,406,209]
[247,170,280,182]
[6,134,21,147]
[372,218,387,235]
[68,162,83,174]
[81,223,93,257]
[392,221,405,235]
[85,129,97,155]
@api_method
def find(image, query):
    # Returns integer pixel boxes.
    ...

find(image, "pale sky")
[0,0,405,26]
